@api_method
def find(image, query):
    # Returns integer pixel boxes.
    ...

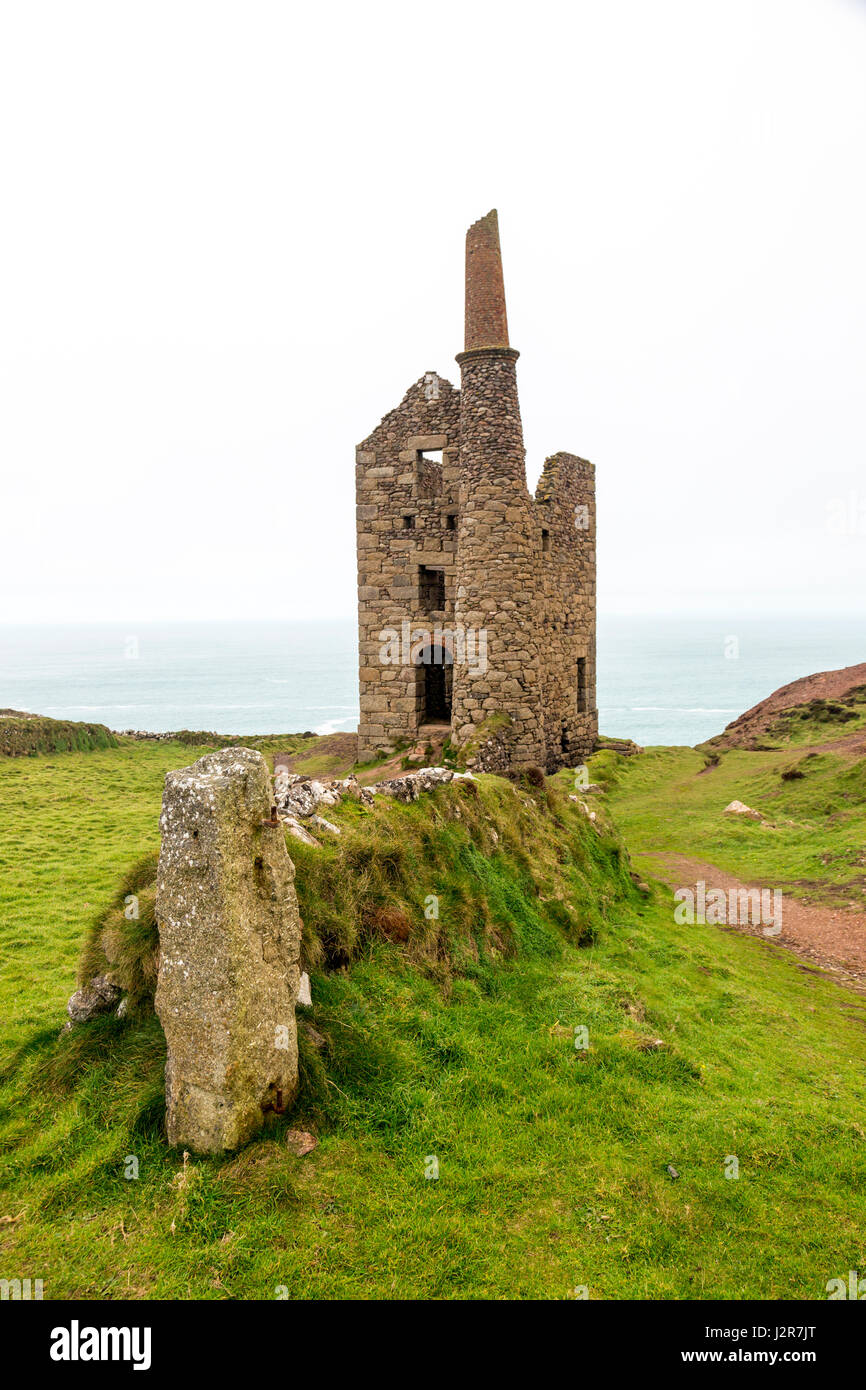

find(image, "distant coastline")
[0,615,863,748]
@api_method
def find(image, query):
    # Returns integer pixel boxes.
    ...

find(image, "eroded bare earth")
[651,851,866,991]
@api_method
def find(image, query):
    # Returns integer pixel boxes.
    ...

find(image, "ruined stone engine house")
[356,210,598,772]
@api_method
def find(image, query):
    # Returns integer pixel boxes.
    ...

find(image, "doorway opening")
[417,643,453,723]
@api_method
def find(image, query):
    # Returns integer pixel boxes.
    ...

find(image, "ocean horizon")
[0,615,863,749]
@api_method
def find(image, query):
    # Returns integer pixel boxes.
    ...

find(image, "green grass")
[594,739,866,910]
[1,734,866,1299]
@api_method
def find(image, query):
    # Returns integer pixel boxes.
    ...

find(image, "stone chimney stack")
[464,210,510,351]
[452,210,546,770]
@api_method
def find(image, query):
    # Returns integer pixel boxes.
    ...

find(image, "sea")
[0,617,863,749]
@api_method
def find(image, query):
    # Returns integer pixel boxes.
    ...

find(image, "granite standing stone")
[155,748,301,1153]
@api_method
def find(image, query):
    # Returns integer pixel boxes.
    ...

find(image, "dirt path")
[805,730,866,758]
[645,851,866,992]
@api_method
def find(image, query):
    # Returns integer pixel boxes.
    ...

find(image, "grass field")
[1,729,865,1300]
[593,697,866,912]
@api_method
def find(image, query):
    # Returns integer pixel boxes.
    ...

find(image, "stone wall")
[451,346,547,769]
[356,374,461,761]
[535,453,598,768]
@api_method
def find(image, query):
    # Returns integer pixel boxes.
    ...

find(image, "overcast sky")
[1,0,864,624]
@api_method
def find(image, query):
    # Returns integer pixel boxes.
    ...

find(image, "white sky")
[1,0,864,623]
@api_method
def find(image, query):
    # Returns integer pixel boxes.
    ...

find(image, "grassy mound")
[0,710,117,757]
[77,772,634,1013]
[145,730,319,751]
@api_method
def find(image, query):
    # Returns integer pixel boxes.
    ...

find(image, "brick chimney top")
[464,209,510,351]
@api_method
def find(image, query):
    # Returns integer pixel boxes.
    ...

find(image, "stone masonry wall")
[451,347,547,769]
[356,374,461,760]
[534,453,598,769]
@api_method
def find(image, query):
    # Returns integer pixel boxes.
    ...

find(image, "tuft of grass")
[586,747,626,790]
[78,851,160,1015]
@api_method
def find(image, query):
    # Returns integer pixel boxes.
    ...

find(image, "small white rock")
[282,816,320,846]
[724,800,763,822]
[312,815,341,835]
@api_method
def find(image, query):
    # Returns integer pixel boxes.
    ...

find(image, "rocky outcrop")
[713,662,866,749]
[597,738,643,757]
[155,748,301,1154]
[374,767,462,801]
[274,773,344,819]
[272,765,473,829]
[66,973,122,1024]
